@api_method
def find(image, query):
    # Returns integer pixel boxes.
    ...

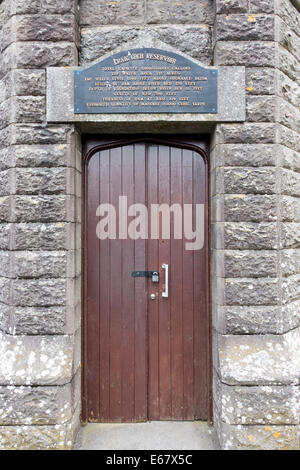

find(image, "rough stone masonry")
[0,0,299,450]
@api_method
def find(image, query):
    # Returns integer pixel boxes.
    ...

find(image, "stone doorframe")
[45,41,247,448]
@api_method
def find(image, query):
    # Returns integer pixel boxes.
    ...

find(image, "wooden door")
[82,137,210,423]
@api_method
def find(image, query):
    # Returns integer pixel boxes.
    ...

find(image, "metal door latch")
[132,271,159,283]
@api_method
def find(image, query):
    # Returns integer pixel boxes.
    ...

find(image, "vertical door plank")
[86,153,100,421]
[157,144,172,420]
[121,145,135,421]
[182,148,195,420]
[147,144,160,420]
[170,146,184,420]
[98,149,110,421]
[109,146,122,421]
[133,143,148,421]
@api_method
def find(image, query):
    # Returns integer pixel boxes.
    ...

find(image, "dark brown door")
[82,137,210,423]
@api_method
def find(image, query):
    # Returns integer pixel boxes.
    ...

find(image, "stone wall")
[0,0,298,451]
[0,0,81,450]
[212,0,300,450]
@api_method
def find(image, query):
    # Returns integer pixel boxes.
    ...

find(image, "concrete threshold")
[75,421,219,450]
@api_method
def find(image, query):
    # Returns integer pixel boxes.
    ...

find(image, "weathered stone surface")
[215,41,275,66]
[278,0,300,36]
[281,249,300,277]
[249,0,276,14]
[222,144,277,167]
[12,143,73,168]
[225,278,279,306]
[7,251,73,279]
[80,26,212,65]
[216,0,248,14]
[281,196,300,222]
[0,405,80,450]
[282,275,300,304]
[246,95,276,122]
[224,168,276,194]
[224,222,278,250]
[2,42,78,69]
[220,123,277,144]
[147,0,214,25]
[5,124,74,146]
[0,224,11,249]
[278,71,300,108]
[3,14,77,50]
[216,419,299,450]
[9,306,67,335]
[281,223,300,249]
[13,195,76,222]
[278,19,300,62]
[216,14,274,41]
[0,330,80,386]
[279,47,300,83]
[0,195,12,222]
[12,278,67,307]
[5,0,77,16]
[220,305,283,334]
[0,371,80,425]
[278,124,300,153]
[224,194,277,222]
[279,98,300,133]
[214,377,300,425]
[0,278,11,304]
[224,251,277,278]
[246,68,276,95]
[15,168,76,195]
[80,0,145,26]
[12,223,75,251]
[217,327,300,385]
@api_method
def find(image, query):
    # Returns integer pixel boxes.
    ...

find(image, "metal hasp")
[132,271,159,283]
[74,47,218,114]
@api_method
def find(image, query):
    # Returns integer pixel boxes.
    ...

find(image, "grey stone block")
[0,371,80,425]
[80,26,212,65]
[217,327,300,385]
[279,47,300,83]
[280,145,300,172]
[278,0,300,36]
[282,275,300,305]
[278,19,300,62]
[246,95,276,122]
[15,168,76,195]
[3,14,77,45]
[80,0,145,26]
[0,196,12,222]
[0,278,11,304]
[12,223,75,251]
[9,124,74,145]
[13,144,73,168]
[13,195,76,222]
[249,0,276,14]
[281,196,300,222]
[281,223,300,249]
[221,305,282,334]
[146,0,214,25]
[11,251,74,279]
[216,0,248,13]
[12,69,46,96]
[215,41,275,67]
[224,194,277,222]
[5,42,78,69]
[224,222,278,250]
[279,98,300,133]
[214,376,300,425]
[278,71,300,108]
[224,168,277,194]
[0,224,11,250]
[10,306,67,335]
[0,329,80,385]
[222,144,277,167]
[12,278,67,307]
[246,68,276,95]
[281,250,300,277]
[278,124,300,153]
[0,405,80,450]
[224,250,278,278]
[220,123,277,144]
[225,277,279,306]
[216,14,274,41]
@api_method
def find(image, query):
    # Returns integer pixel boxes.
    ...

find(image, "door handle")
[162,264,168,298]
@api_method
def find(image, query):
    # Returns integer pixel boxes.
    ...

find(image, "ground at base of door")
[74,421,219,450]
